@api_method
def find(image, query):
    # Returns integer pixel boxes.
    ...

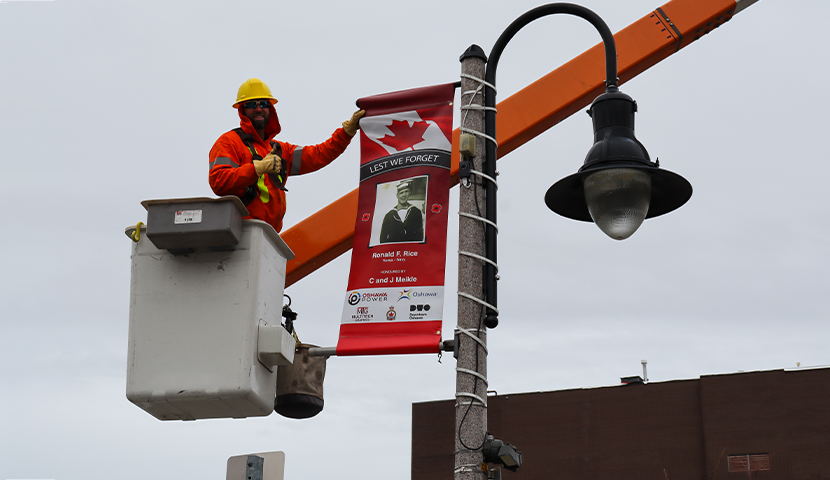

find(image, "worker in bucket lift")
[209,78,365,233]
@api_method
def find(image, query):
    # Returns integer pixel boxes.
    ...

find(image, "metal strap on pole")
[246,456,264,480]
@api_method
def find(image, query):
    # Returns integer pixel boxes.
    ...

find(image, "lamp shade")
[583,167,651,240]
[545,88,692,229]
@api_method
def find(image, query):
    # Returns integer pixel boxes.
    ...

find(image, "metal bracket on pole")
[226,452,285,480]
[307,347,337,357]
[246,456,264,480]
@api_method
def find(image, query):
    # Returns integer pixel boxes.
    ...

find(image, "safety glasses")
[242,100,271,109]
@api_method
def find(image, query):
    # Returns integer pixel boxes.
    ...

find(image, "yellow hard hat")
[233,78,278,108]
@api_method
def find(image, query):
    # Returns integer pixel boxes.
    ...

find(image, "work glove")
[343,109,366,136]
[253,145,282,176]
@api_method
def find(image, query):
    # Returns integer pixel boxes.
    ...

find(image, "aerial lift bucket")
[125,197,296,421]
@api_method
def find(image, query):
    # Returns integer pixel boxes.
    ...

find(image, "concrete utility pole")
[455,44,489,480]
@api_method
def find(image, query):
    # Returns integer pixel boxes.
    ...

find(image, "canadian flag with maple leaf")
[338,83,454,356]
[361,111,452,157]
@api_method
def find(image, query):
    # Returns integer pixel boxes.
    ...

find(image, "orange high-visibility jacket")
[209,106,353,233]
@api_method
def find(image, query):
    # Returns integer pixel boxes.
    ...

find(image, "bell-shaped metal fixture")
[545,87,692,240]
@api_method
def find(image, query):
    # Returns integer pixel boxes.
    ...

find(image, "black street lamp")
[545,87,693,239]
[478,3,692,328]
[454,7,693,477]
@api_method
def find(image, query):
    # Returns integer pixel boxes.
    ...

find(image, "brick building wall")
[412,368,830,479]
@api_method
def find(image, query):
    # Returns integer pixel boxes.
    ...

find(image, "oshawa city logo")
[398,289,439,301]
[347,291,388,306]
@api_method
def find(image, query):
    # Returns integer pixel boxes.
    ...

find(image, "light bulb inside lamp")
[583,168,651,240]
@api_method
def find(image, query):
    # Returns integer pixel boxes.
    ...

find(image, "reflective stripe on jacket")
[208,106,353,233]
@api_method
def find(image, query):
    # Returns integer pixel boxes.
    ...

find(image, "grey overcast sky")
[2,0,827,479]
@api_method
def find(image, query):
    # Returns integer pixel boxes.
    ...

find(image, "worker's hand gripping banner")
[338,84,454,355]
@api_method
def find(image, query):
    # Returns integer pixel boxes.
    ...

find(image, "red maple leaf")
[378,120,429,151]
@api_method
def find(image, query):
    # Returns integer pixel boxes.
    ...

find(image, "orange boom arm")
[280,0,754,287]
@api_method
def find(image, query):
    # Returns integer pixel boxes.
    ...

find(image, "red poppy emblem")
[431,204,442,214]
[362,213,371,222]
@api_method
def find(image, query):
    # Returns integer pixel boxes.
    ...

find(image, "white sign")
[174,209,202,224]
[343,286,443,324]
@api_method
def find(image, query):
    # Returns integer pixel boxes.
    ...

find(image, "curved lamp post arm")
[481,3,620,328]
[485,3,618,91]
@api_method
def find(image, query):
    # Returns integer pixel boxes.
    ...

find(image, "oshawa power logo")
[348,291,388,306]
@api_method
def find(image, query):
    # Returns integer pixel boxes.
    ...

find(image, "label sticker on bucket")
[174,209,203,224]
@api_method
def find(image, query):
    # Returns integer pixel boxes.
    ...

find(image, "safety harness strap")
[231,128,288,205]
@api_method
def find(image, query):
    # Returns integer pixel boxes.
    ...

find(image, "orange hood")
[237,104,282,141]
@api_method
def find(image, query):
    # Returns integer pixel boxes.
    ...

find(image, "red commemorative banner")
[337,83,455,356]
